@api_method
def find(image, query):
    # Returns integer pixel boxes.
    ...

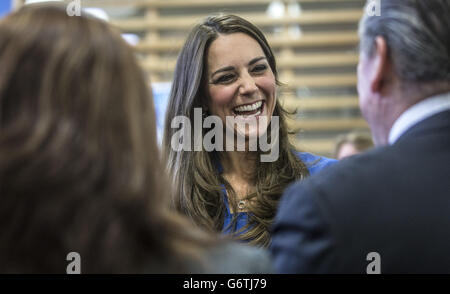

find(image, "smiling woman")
[163,14,337,247]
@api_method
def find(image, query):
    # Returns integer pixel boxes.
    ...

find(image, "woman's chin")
[237,127,269,140]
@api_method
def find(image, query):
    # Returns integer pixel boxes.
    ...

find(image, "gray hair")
[359,0,450,83]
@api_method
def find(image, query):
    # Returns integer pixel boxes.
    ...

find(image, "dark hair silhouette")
[0,4,217,273]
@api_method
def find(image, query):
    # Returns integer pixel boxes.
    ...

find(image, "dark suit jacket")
[270,110,450,273]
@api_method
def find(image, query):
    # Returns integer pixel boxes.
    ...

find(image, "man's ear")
[371,36,389,93]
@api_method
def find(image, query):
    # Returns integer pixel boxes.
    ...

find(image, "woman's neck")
[220,151,257,181]
[220,151,257,211]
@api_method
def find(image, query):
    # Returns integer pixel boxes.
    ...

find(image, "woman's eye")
[252,64,267,73]
[216,74,235,83]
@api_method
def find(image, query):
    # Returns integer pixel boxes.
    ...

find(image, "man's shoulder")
[296,146,390,188]
[284,140,444,225]
[284,145,400,215]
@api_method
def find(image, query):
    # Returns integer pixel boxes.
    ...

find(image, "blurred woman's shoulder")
[294,151,338,175]
[192,241,274,274]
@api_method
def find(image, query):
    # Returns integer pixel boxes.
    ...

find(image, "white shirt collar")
[388,91,450,145]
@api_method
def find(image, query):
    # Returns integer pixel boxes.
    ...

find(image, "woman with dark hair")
[0,4,271,273]
[163,14,336,247]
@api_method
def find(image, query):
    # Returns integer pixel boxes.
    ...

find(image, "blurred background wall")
[12,0,371,157]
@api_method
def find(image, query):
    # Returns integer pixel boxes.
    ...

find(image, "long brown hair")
[162,14,309,247]
[0,4,214,273]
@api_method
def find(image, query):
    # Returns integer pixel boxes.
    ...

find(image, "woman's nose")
[239,73,258,96]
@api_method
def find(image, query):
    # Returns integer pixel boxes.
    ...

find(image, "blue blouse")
[220,152,337,235]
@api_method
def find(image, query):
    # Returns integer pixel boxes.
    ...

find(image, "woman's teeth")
[233,101,263,116]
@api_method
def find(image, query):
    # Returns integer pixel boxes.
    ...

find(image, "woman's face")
[205,33,276,138]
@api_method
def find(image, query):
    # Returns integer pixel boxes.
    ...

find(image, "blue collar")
[213,153,224,174]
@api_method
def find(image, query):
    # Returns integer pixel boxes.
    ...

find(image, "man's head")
[357,0,450,145]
